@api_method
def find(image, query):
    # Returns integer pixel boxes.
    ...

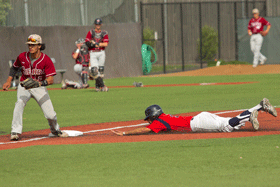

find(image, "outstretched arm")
[111,127,152,136]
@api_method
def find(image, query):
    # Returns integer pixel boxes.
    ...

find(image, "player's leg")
[89,51,100,91]
[30,87,68,137]
[73,64,83,86]
[250,35,259,67]
[64,79,82,89]
[190,112,232,132]
[228,98,277,130]
[256,35,266,65]
[97,51,108,92]
[81,67,89,88]
[11,84,32,140]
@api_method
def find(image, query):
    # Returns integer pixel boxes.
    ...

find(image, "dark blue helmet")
[144,105,163,121]
[94,18,102,25]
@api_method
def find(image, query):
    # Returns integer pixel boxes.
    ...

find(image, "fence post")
[199,2,203,68]
[140,1,144,45]
[180,3,185,71]
[161,4,166,73]
[234,2,238,61]
[217,2,221,60]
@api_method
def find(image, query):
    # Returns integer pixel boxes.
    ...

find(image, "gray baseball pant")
[11,84,60,134]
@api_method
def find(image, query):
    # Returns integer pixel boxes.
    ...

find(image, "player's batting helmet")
[94,18,102,25]
[144,105,163,121]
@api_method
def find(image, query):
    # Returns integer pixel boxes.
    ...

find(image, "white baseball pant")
[190,112,234,132]
[250,34,267,67]
[90,50,106,68]
[11,84,61,134]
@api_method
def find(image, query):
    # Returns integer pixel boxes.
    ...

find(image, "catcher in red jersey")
[248,8,271,68]
[2,34,68,140]
[112,98,277,136]
[85,18,109,92]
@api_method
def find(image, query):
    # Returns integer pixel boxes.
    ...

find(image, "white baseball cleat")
[260,98,277,117]
[250,110,259,130]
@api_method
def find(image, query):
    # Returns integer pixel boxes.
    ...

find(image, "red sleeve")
[102,34,109,43]
[147,120,167,133]
[85,30,92,42]
[247,19,252,29]
[44,55,56,77]
[13,56,21,68]
[262,18,270,26]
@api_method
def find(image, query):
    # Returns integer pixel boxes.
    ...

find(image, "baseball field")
[0,65,280,186]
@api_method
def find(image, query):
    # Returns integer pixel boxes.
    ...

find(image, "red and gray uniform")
[11,52,61,135]
[148,112,237,133]
[248,17,270,66]
[85,30,109,68]
[72,45,90,67]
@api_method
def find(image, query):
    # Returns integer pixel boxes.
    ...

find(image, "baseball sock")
[229,104,262,127]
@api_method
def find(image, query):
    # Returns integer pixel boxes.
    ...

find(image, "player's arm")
[3,66,19,91]
[248,29,252,36]
[99,42,108,47]
[111,127,152,136]
[40,76,54,86]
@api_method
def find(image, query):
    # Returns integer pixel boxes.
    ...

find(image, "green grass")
[1,135,280,186]
[0,73,280,186]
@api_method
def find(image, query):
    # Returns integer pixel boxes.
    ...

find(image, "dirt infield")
[0,108,279,150]
[149,64,280,77]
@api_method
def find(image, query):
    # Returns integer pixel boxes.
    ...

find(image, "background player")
[2,34,68,140]
[62,38,90,89]
[112,98,277,136]
[248,8,271,68]
[85,18,109,92]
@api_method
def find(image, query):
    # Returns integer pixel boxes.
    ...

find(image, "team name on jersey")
[251,21,262,28]
[22,66,44,76]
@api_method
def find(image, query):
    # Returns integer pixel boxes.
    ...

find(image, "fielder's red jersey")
[248,17,270,34]
[13,52,56,81]
[147,113,193,133]
[85,29,109,52]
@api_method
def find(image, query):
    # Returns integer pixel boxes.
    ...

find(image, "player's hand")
[248,31,252,36]
[260,30,268,36]
[111,130,124,136]
[2,81,11,91]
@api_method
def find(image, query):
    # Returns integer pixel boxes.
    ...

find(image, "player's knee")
[15,99,26,107]
[90,66,98,77]
[74,64,82,75]
[99,66,104,77]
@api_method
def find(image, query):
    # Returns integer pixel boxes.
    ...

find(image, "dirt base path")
[1,108,279,150]
[149,64,280,77]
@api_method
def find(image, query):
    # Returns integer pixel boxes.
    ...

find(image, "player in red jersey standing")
[85,18,109,92]
[2,34,68,140]
[248,8,271,68]
[112,98,277,136]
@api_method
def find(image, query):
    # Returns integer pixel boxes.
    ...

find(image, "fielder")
[2,34,68,140]
[248,8,271,68]
[62,38,90,89]
[112,98,277,136]
[85,18,109,92]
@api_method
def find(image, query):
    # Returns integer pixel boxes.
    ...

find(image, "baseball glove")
[20,78,40,89]
[260,31,268,36]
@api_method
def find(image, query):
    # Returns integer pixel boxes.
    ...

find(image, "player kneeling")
[112,98,277,136]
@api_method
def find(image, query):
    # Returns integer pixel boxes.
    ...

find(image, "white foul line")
[1,106,279,146]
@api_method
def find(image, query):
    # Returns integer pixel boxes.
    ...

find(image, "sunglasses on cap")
[27,37,37,42]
